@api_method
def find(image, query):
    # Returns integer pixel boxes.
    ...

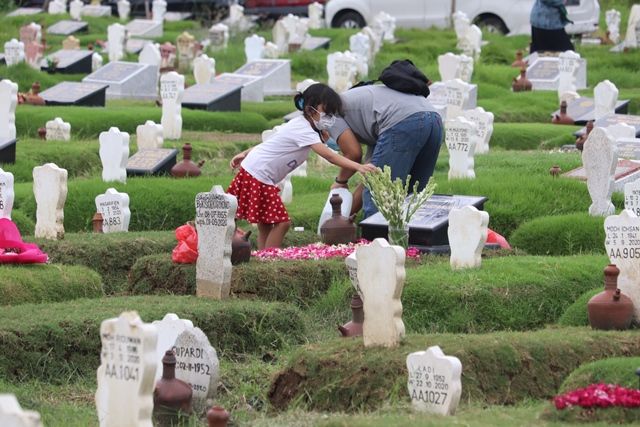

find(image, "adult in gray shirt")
[327,84,443,219]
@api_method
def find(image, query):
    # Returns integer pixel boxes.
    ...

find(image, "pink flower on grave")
[553,383,640,411]
[252,240,421,261]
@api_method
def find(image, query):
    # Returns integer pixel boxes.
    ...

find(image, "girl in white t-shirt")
[227,84,377,249]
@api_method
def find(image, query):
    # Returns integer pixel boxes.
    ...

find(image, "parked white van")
[324,0,600,35]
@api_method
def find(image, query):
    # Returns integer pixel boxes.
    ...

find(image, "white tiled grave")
[125,19,163,39]
[215,73,264,102]
[525,53,587,91]
[83,62,159,100]
[234,59,291,96]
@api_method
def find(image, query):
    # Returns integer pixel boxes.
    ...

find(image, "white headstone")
[107,23,126,63]
[374,11,396,42]
[193,54,216,85]
[361,26,382,58]
[445,116,477,180]
[308,2,324,29]
[0,394,43,427]
[594,80,619,121]
[356,238,405,348]
[281,14,308,46]
[453,11,470,48]
[604,210,640,319]
[136,120,163,150]
[70,0,83,20]
[0,80,18,141]
[448,205,489,269]
[195,189,237,299]
[0,168,14,220]
[345,251,362,298]
[117,0,130,20]
[406,345,462,415]
[624,5,640,48]
[95,188,131,233]
[557,50,581,101]
[445,79,473,120]
[208,23,229,51]
[173,327,220,412]
[45,117,71,142]
[48,0,66,14]
[461,25,482,60]
[3,39,25,66]
[272,19,288,54]
[606,9,622,44]
[152,0,167,22]
[95,311,157,427]
[92,52,104,72]
[317,188,352,235]
[151,313,193,382]
[263,42,280,59]
[583,127,617,216]
[99,127,130,184]
[350,32,371,76]
[327,51,358,93]
[624,180,640,216]
[278,173,293,205]
[138,42,161,67]
[458,54,474,83]
[160,72,184,140]
[438,53,461,82]
[244,34,265,63]
[462,107,494,154]
[33,163,68,240]
[606,123,636,141]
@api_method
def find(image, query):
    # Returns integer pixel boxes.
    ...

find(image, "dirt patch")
[268,369,305,410]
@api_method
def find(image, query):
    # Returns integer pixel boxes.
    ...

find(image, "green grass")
[558,288,600,327]
[560,357,640,392]
[0,263,103,305]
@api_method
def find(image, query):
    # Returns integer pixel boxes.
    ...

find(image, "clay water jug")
[549,165,562,177]
[552,101,574,125]
[511,50,526,68]
[512,67,532,92]
[587,264,634,330]
[231,229,252,265]
[153,350,193,426]
[338,294,364,337]
[320,194,356,245]
[207,405,230,427]
[576,120,594,151]
[171,143,204,177]
[92,212,103,233]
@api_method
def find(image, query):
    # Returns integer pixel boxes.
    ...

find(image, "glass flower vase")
[387,224,409,250]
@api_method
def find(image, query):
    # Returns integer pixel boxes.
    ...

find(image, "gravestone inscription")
[624,180,640,216]
[95,188,131,233]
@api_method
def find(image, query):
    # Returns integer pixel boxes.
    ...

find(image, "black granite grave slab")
[0,53,5,65]
[550,97,630,125]
[47,20,89,36]
[0,138,17,164]
[40,82,108,107]
[41,49,93,74]
[359,194,488,248]
[182,82,242,112]
[575,114,640,137]
[126,148,178,176]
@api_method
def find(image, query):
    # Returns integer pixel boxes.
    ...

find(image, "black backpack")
[352,59,431,98]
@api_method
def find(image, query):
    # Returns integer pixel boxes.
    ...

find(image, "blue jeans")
[363,111,443,219]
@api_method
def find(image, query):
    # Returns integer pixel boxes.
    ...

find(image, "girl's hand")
[230,152,247,169]
[358,163,379,174]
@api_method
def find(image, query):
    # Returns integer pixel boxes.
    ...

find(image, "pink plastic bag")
[0,218,48,264]
[172,224,198,264]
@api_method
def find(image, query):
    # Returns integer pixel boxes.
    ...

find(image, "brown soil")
[268,369,305,410]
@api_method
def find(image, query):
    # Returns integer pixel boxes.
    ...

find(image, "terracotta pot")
[552,101,574,125]
[171,143,203,177]
[587,264,634,330]
[92,212,103,233]
[320,194,356,245]
[231,229,252,265]
[575,120,594,151]
[338,294,364,337]
[512,67,532,92]
[153,350,193,426]
[207,406,230,427]
[511,50,527,68]
[549,165,562,177]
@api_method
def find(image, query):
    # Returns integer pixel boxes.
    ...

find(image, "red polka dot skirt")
[227,168,290,224]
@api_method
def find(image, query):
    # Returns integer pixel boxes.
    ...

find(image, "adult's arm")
[334,128,363,184]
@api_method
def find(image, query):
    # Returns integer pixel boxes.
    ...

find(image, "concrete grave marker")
[62,35,81,50]
[327,51,358,93]
[308,2,324,29]
[0,80,18,141]
[606,123,636,141]
[463,107,494,154]
[33,163,67,240]
[215,73,264,102]
[81,1,113,17]
[453,11,470,49]
[136,120,163,150]
[374,11,396,42]
[0,168,14,219]
[95,311,157,427]
[193,54,215,85]
[583,127,617,216]
[92,52,103,72]
[345,251,362,299]
[349,32,370,77]
[606,9,622,44]
[461,25,482,60]
[0,394,43,427]
[173,327,220,412]
[48,0,66,14]
[406,345,462,415]
[70,0,83,20]
[151,313,193,382]
[95,188,130,233]
[604,210,640,319]
[160,72,184,140]
[234,59,291,96]
[152,0,167,22]
[445,79,473,120]
[176,31,197,73]
[125,19,162,39]
[557,50,581,100]
[117,0,130,20]
[208,23,229,51]
[244,34,265,63]
[624,180,640,216]
[48,20,89,36]
[45,117,71,141]
[107,23,126,62]
[595,80,619,120]
[138,42,161,67]
[278,173,293,204]
[445,116,477,180]
[356,238,405,348]
[263,41,280,59]
[438,53,462,83]
[195,188,237,299]
[99,127,130,183]
[43,49,94,74]
[4,39,24,66]
[448,205,489,269]
[624,5,640,48]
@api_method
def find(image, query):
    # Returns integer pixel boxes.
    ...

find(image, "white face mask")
[313,111,336,131]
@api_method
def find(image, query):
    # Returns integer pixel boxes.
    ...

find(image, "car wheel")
[334,11,366,29]
[475,15,508,35]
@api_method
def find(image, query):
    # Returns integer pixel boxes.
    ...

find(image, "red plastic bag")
[172,223,198,264]
[0,218,48,264]
[487,228,511,250]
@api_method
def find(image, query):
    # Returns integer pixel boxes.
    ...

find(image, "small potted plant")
[45,56,58,73]
[362,165,436,249]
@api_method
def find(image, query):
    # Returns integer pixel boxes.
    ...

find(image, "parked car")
[324,0,600,35]
[240,0,327,17]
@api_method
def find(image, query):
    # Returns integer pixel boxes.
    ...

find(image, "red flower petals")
[554,383,640,411]
[252,240,422,261]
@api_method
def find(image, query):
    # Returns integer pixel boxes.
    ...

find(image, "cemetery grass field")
[3,0,640,425]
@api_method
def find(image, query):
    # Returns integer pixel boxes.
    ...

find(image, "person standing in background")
[530,0,575,53]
